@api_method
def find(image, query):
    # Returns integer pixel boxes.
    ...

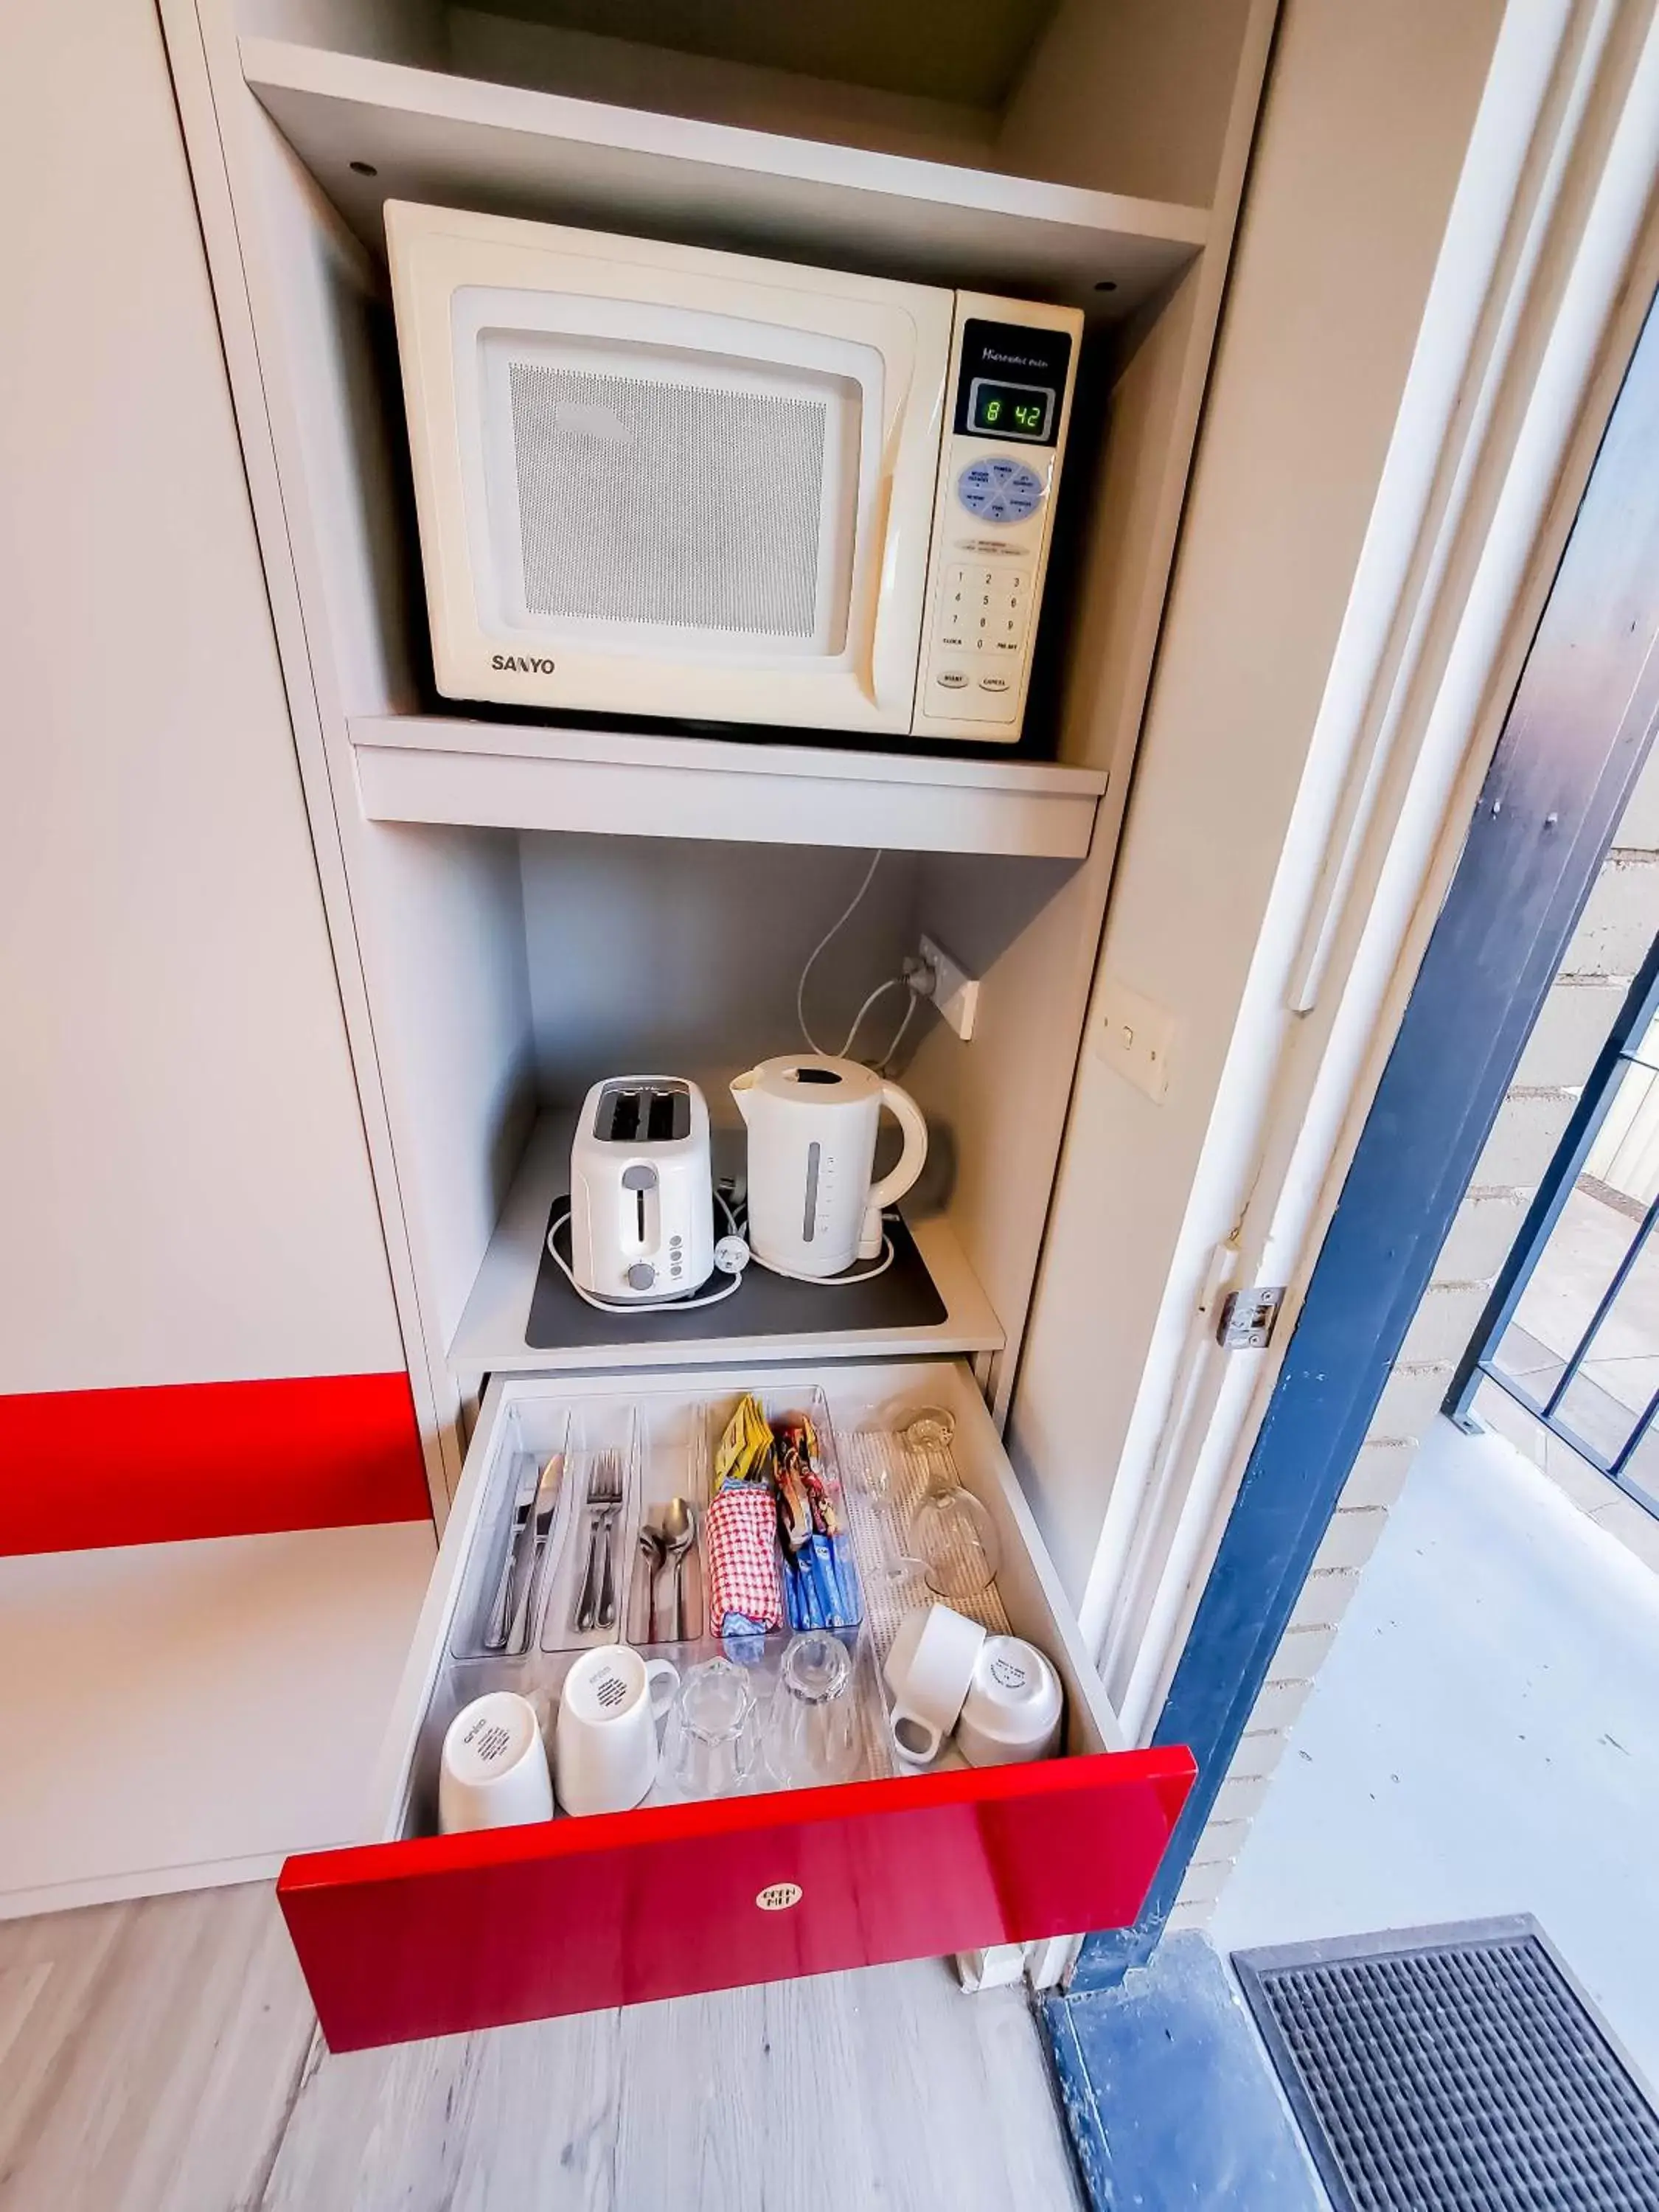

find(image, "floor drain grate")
[1232,1916,1659,2211]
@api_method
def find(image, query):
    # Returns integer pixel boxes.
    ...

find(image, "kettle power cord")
[796,852,937,1069]
[797,849,885,1056]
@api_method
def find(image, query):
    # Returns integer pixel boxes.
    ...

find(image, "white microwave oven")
[384,202,1082,745]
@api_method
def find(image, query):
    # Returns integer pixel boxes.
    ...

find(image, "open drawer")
[278,1360,1193,2050]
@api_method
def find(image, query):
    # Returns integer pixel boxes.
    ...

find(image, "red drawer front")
[279,1747,1194,2049]
[0,1371,430,1553]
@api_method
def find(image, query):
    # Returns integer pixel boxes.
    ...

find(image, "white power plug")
[917,933,980,1042]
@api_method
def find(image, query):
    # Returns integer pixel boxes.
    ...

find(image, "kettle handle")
[861,1082,929,1259]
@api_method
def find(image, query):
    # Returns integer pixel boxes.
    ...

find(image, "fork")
[574,1454,625,1634]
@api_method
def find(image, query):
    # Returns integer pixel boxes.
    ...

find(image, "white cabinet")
[144,0,1278,2023]
[0,0,428,1539]
[161,0,1277,1486]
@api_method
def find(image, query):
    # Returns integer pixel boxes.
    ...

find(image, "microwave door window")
[470,320,873,668]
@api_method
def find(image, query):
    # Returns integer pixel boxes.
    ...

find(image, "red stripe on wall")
[0,1372,433,1554]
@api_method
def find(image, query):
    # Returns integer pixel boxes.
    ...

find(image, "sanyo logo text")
[491,653,557,674]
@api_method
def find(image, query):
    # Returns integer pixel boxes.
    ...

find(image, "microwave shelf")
[350,716,1106,861]
[448,1110,1004,1382]
[240,38,1208,324]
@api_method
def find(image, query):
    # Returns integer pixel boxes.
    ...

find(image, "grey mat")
[527,1202,947,1349]
[1233,1917,1659,2211]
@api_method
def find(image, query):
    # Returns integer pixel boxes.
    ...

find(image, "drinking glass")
[665,1658,762,1799]
[765,1632,862,1785]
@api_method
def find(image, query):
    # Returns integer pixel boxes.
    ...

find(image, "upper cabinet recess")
[234,0,1259,321]
[221,0,1273,784]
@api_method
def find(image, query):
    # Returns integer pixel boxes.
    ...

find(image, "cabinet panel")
[0,0,421,1537]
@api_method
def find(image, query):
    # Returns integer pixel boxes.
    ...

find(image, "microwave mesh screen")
[507,363,829,637]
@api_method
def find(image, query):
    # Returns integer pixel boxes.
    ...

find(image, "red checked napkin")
[705,1486,784,1633]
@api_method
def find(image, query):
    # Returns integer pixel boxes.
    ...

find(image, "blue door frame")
[1071,282,1659,1992]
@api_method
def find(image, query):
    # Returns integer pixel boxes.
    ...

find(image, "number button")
[937,565,969,648]
[979,566,1030,653]
[938,566,1005,649]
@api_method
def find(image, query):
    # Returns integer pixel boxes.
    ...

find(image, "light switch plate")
[1094,976,1178,1102]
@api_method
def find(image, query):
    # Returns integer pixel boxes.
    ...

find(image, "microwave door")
[386,208,952,737]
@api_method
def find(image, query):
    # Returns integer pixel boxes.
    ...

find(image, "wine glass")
[847,1430,925,1586]
[900,1407,1001,1602]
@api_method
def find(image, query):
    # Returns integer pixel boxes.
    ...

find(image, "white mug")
[438,1690,554,1833]
[555,1645,680,1816]
[883,1602,986,1766]
[956,1635,1063,1767]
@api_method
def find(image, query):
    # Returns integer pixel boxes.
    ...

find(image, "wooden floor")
[0,1884,1084,2211]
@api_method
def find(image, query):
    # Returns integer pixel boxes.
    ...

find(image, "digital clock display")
[968,380,1052,439]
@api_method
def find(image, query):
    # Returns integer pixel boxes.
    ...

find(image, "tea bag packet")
[713,1393,773,1490]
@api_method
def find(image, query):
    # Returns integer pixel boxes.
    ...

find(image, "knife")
[509,1453,565,1653]
[484,1455,540,1652]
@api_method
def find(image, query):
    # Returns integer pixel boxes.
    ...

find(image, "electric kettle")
[731,1055,929,1279]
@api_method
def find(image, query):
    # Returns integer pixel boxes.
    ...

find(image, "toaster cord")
[546,1192,897,1308]
[546,1189,748,1312]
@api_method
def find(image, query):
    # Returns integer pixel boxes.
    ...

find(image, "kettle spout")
[730,1068,757,1124]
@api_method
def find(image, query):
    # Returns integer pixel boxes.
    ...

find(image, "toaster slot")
[598,1085,641,1143]
[595,1079,691,1146]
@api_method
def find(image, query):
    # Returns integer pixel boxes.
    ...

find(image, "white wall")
[0,0,403,1392]
[517,835,923,1105]
[1008,0,1507,1603]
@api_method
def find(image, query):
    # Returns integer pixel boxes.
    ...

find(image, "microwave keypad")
[931,554,1032,717]
[956,458,1045,524]
[937,566,1030,655]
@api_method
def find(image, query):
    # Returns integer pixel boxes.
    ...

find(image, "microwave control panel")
[913,305,1079,743]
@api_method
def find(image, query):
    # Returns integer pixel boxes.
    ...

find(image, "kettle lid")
[738,1053,884,1104]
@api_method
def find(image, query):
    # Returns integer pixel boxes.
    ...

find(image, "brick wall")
[1169,747,1659,1932]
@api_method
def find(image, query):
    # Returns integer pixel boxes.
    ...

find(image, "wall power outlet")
[919,933,980,1042]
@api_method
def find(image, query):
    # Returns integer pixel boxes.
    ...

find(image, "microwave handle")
[864,468,910,714]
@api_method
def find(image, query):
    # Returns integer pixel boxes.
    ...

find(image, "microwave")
[384,202,1082,745]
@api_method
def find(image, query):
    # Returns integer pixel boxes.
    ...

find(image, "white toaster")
[568,1078,716,1304]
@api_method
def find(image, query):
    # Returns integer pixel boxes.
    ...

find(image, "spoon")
[661,1497,696,1643]
[636,1523,667,1644]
